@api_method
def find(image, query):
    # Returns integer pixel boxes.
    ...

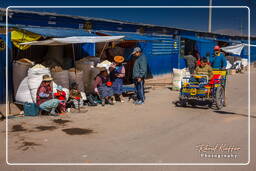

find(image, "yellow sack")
[11,30,41,50]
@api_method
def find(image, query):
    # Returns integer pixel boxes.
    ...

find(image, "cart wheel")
[180,100,187,107]
[189,101,196,107]
[208,102,213,109]
[215,86,225,110]
[223,91,227,107]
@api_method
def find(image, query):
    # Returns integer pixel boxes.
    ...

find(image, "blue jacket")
[210,53,227,69]
[132,54,147,79]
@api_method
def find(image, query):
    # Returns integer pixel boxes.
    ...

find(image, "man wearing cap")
[210,46,227,69]
[36,75,60,116]
[131,47,147,105]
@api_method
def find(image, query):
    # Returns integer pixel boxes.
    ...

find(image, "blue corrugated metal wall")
[138,35,181,76]
[0,34,6,104]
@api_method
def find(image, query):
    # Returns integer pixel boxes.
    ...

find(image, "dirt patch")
[18,141,41,151]
[62,128,94,135]
[12,125,27,132]
[53,119,71,125]
[35,126,57,131]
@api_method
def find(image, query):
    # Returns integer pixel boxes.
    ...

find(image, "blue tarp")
[97,31,157,41]
[19,27,96,37]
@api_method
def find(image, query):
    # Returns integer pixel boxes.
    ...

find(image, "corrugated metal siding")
[0,34,6,104]
[139,35,181,76]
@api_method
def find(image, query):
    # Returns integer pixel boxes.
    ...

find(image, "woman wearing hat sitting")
[109,56,126,103]
[36,75,60,116]
[93,67,114,106]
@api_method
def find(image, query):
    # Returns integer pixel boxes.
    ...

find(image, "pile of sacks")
[15,64,70,103]
[172,68,190,91]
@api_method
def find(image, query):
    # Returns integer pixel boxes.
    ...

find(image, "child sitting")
[54,85,66,113]
[68,82,82,112]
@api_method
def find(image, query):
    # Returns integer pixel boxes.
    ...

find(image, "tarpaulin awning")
[11,30,42,50]
[97,31,157,41]
[19,27,96,37]
[20,36,125,46]
[221,43,245,55]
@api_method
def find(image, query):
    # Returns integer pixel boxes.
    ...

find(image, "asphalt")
[0,68,255,171]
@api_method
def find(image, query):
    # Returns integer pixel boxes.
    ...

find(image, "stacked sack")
[27,64,51,103]
[51,66,70,89]
[172,68,190,91]
[12,58,34,96]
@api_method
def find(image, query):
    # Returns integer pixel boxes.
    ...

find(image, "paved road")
[0,69,255,171]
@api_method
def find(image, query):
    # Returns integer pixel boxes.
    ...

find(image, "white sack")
[27,67,51,103]
[172,68,189,90]
[226,61,232,69]
[15,77,33,103]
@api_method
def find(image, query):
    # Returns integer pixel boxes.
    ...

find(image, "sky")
[1,0,256,36]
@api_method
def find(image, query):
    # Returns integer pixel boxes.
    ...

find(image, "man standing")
[184,51,197,74]
[210,46,227,69]
[131,47,147,105]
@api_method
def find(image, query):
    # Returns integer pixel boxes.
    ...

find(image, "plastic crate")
[24,102,40,116]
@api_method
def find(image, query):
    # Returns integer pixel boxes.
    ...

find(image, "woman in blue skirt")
[110,56,126,103]
[93,67,114,106]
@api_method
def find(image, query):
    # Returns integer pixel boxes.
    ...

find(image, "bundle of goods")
[27,64,51,103]
[68,68,84,92]
[51,66,69,89]
[51,66,63,72]
[75,57,101,93]
[52,82,70,100]
[96,60,112,71]
[172,68,190,91]
[13,58,34,96]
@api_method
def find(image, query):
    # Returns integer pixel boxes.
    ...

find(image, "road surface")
[0,69,255,171]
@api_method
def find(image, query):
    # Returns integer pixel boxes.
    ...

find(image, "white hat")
[131,47,142,55]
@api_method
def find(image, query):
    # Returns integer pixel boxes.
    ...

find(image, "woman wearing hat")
[36,74,60,116]
[109,56,126,103]
[93,67,114,106]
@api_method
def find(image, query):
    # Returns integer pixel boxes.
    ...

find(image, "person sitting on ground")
[109,56,126,103]
[93,67,114,106]
[190,57,213,84]
[54,85,66,114]
[36,75,60,116]
[68,82,82,111]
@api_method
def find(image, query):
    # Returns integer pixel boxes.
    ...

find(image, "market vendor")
[36,75,60,116]
[93,67,114,106]
[109,56,125,103]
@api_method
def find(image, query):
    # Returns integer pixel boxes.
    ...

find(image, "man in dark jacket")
[184,51,197,74]
[132,47,147,105]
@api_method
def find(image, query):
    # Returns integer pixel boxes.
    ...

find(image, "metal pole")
[208,0,213,33]
[72,44,76,74]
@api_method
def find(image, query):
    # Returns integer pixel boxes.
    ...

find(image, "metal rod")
[99,42,108,59]
[72,44,76,74]
[208,0,213,33]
